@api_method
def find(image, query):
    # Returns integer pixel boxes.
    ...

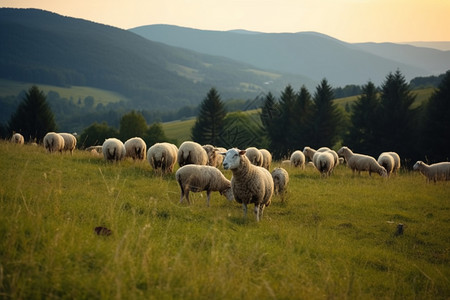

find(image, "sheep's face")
[223,148,245,170]
[221,188,234,201]
[413,161,423,170]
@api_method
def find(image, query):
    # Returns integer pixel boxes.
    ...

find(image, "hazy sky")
[2,0,449,43]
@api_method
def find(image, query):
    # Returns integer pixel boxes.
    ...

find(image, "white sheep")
[317,147,339,168]
[313,151,335,177]
[377,153,395,177]
[202,144,220,167]
[177,141,208,167]
[59,133,77,154]
[102,138,126,162]
[290,150,305,169]
[413,161,450,182]
[215,147,227,167]
[385,152,401,174]
[43,132,65,153]
[260,149,272,170]
[271,167,289,200]
[124,137,147,160]
[86,145,103,154]
[245,147,263,167]
[147,142,178,174]
[337,146,387,177]
[11,133,24,145]
[303,146,317,163]
[223,148,274,222]
[175,164,234,206]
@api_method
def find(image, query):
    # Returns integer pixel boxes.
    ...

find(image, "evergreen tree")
[292,85,315,149]
[8,85,56,142]
[419,70,450,162]
[222,111,267,149]
[260,92,281,156]
[376,70,417,158]
[278,84,298,155]
[345,81,380,153]
[191,88,226,145]
[79,122,119,148]
[119,110,148,141]
[311,79,341,148]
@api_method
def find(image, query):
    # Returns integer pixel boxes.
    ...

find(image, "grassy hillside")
[1,141,449,299]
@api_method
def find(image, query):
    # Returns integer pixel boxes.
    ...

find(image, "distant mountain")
[0,8,314,110]
[401,41,450,51]
[130,24,450,86]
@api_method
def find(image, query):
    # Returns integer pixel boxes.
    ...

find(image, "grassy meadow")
[0,141,449,299]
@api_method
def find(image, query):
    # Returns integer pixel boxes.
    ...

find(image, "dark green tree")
[191,88,226,145]
[419,70,450,162]
[345,81,380,153]
[222,111,267,149]
[119,110,148,141]
[375,70,417,158]
[260,92,281,156]
[144,122,170,146]
[277,84,299,156]
[78,122,119,148]
[311,79,341,148]
[292,85,315,149]
[8,85,56,142]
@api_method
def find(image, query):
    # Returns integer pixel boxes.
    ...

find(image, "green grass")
[1,141,449,299]
[0,79,129,105]
[162,118,196,144]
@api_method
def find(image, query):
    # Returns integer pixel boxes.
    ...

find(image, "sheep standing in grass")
[386,152,401,174]
[290,150,305,168]
[177,141,208,167]
[260,149,272,170]
[176,165,233,206]
[245,147,263,167]
[317,147,339,168]
[377,153,395,177]
[202,144,220,167]
[43,132,65,153]
[147,142,178,174]
[102,138,126,162]
[314,151,335,177]
[271,167,289,200]
[413,161,450,182]
[337,146,387,177]
[215,147,227,167]
[59,133,77,154]
[11,133,24,145]
[303,146,317,163]
[124,137,147,160]
[223,148,274,222]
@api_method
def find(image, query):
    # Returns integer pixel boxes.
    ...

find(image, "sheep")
[202,144,220,167]
[317,147,339,168]
[215,147,227,167]
[290,150,305,169]
[59,133,77,154]
[147,142,178,174]
[337,146,387,177]
[260,149,272,170]
[303,146,317,163]
[271,167,289,200]
[102,138,126,162]
[177,141,208,167]
[124,137,147,160]
[11,133,24,144]
[385,152,401,174]
[86,145,103,154]
[377,153,395,177]
[313,151,335,177]
[413,161,450,183]
[43,132,65,153]
[245,147,263,167]
[175,164,234,206]
[222,148,274,222]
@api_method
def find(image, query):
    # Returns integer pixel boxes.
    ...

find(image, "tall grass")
[0,141,449,299]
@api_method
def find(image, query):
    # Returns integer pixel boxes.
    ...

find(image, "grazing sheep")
[11,133,24,144]
[303,146,317,163]
[317,147,339,168]
[178,141,208,167]
[176,164,233,206]
[202,144,220,167]
[147,142,178,174]
[43,132,65,153]
[215,147,227,167]
[271,167,289,200]
[102,138,126,162]
[124,137,147,160]
[337,146,387,177]
[260,149,272,170]
[281,160,292,168]
[245,147,263,167]
[86,145,103,154]
[413,161,450,182]
[377,153,395,177]
[223,148,274,222]
[386,152,401,174]
[59,133,77,154]
[313,151,335,177]
[290,150,305,168]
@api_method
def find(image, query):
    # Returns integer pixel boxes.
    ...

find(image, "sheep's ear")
[239,150,246,156]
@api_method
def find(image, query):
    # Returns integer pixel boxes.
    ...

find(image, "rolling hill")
[0,8,314,111]
[130,24,450,87]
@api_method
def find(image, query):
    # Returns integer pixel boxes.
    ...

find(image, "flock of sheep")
[10,132,450,221]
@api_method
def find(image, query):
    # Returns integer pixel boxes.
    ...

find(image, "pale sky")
[2,0,449,43]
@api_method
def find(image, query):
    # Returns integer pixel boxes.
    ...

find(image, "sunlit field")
[0,141,449,299]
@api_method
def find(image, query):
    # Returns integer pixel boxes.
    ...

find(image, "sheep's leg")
[242,203,248,218]
[206,191,211,207]
[258,204,265,220]
[254,204,260,221]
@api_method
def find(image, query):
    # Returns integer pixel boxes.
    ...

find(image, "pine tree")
[419,70,450,162]
[8,85,56,142]
[191,88,226,145]
[260,92,281,156]
[311,79,341,148]
[292,85,315,149]
[345,81,380,154]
